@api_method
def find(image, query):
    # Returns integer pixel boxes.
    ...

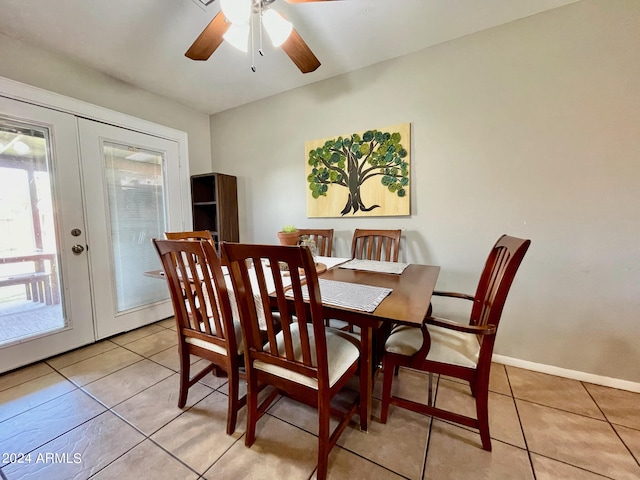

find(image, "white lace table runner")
[287,279,392,313]
[338,258,409,275]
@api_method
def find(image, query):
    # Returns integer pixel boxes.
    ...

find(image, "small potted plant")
[277,224,300,246]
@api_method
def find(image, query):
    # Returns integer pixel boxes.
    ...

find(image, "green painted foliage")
[307,128,410,214]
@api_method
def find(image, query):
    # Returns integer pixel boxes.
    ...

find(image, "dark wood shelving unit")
[191,173,239,246]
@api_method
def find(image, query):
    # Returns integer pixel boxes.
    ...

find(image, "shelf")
[190,173,239,243]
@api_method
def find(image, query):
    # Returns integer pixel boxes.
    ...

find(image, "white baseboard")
[492,355,640,394]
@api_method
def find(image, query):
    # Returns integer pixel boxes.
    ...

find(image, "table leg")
[211,365,228,378]
[359,326,373,431]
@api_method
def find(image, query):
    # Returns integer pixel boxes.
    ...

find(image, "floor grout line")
[0,409,110,471]
[86,372,224,478]
[0,368,56,394]
[43,339,120,370]
[58,356,147,390]
[527,452,616,480]
[262,395,413,479]
[506,367,538,480]
[512,395,613,422]
[2,320,640,479]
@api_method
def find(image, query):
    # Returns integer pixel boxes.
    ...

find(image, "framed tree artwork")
[306,123,410,217]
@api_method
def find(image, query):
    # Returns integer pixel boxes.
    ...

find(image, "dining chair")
[165,230,215,245]
[380,234,531,451]
[297,228,334,257]
[351,228,402,262]
[339,228,403,333]
[220,242,361,480]
[153,238,244,435]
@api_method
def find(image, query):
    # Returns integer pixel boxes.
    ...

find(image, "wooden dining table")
[147,254,440,431]
[315,259,440,431]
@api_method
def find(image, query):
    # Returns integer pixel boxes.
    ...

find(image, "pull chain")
[258,0,264,57]
[250,11,256,72]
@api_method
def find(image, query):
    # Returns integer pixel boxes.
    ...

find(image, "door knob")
[71,244,85,254]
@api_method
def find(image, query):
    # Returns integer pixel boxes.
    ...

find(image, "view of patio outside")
[0,122,64,345]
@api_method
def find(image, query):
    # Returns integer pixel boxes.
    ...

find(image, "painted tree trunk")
[340,157,380,215]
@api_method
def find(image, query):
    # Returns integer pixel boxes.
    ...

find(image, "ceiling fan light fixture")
[220,0,251,25]
[223,23,250,52]
[262,9,293,47]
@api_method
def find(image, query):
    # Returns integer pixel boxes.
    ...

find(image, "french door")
[0,97,94,371]
[0,91,187,373]
[79,119,178,339]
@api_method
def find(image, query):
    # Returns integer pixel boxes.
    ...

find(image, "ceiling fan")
[186,0,335,74]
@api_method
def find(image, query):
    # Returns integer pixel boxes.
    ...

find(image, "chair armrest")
[425,315,496,335]
[414,323,432,359]
[432,291,475,301]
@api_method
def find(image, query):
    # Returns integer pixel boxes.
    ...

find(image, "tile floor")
[1,318,639,480]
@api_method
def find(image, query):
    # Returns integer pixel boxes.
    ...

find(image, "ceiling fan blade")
[185,11,229,61]
[281,28,321,73]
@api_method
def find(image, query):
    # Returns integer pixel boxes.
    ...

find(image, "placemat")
[338,258,409,275]
[287,279,392,313]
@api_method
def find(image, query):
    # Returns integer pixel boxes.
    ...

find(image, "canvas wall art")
[305,123,410,217]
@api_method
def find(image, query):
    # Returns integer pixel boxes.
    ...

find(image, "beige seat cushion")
[255,323,359,390]
[185,335,230,356]
[385,324,480,368]
[187,286,244,355]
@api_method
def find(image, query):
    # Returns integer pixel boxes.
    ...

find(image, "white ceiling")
[0,0,578,115]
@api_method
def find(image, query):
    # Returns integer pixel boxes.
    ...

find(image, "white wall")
[210,0,640,384]
[0,33,212,174]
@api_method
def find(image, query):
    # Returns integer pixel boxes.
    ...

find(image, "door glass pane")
[103,142,168,312]
[0,119,64,345]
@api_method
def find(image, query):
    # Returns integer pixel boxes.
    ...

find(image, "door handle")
[71,244,85,254]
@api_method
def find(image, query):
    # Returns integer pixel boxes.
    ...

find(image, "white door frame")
[0,77,191,227]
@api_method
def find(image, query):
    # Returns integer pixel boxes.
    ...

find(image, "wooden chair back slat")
[153,239,235,349]
[166,230,215,247]
[351,229,401,262]
[471,235,530,334]
[297,229,334,257]
[165,230,213,241]
[221,243,328,384]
